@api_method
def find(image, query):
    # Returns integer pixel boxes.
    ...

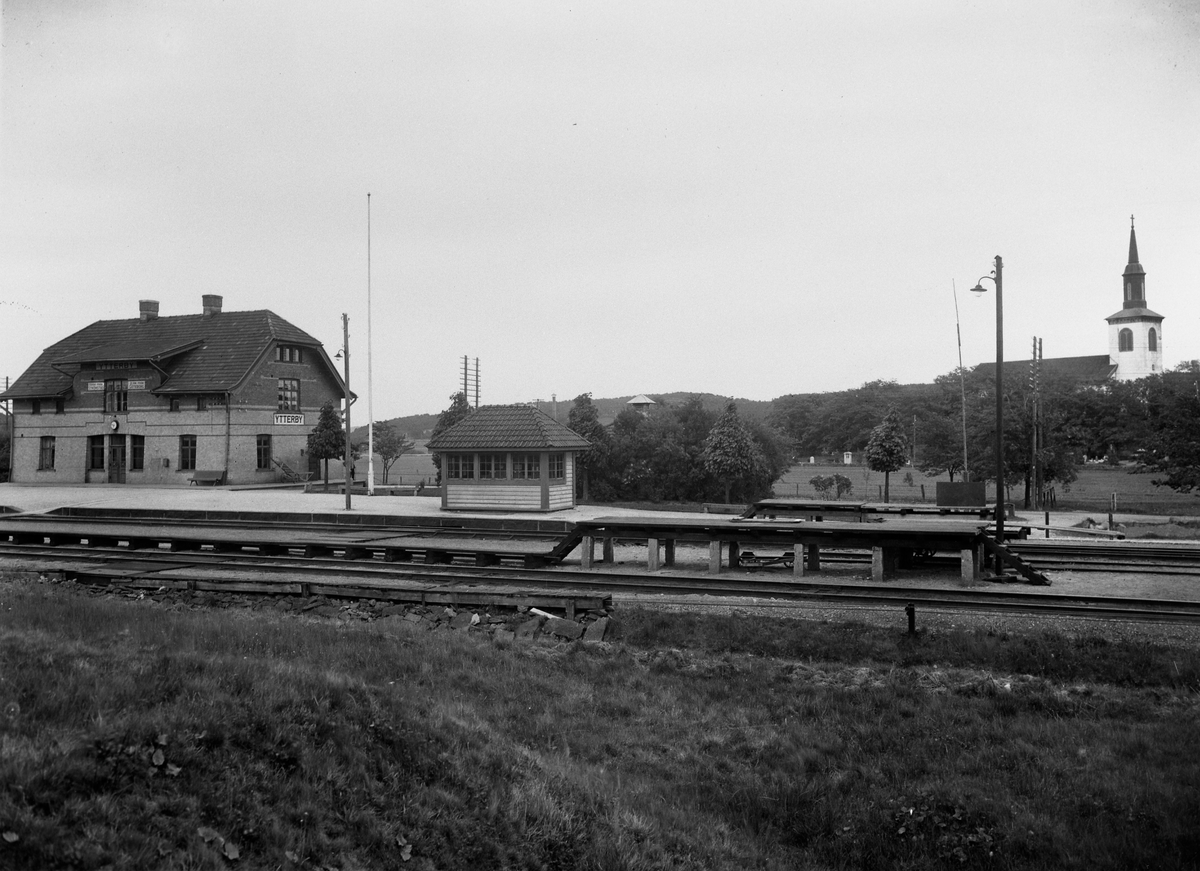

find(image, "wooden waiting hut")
[426,405,591,511]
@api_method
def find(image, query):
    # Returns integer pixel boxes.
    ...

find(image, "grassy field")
[776,463,1200,515]
[1,574,1197,870]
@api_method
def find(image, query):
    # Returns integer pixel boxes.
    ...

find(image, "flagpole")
[366,192,375,496]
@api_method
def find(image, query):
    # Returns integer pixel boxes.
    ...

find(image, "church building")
[977,217,1165,384]
[1106,217,1164,380]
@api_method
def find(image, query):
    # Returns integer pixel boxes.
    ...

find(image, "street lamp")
[339,313,352,511]
[971,256,1004,569]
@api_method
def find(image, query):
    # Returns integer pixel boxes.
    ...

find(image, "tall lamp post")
[971,256,1004,567]
[341,312,352,511]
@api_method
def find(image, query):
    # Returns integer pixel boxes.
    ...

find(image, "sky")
[2,0,1198,420]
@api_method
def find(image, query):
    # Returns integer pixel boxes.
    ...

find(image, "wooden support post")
[708,540,722,574]
[647,538,660,572]
[664,539,675,567]
[792,542,805,577]
[581,535,594,569]
[602,537,615,563]
[807,543,821,571]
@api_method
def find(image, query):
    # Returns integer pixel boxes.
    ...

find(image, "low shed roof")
[427,405,592,451]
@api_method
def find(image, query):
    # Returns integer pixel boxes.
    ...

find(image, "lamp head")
[334,350,343,360]
[970,283,987,295]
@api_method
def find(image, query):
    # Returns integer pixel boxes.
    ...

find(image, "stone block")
[515,618,543,639]
[449,611,476,630]
[583,617,609,643]
[546,617,584,640]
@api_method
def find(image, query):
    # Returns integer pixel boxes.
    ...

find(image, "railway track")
[3,540,1200,625]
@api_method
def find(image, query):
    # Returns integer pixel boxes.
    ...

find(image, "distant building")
[626,394,657,416]
[426,404,591,511]
[0,296,348,485]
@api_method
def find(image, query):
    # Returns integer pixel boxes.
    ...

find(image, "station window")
[197,394,226,411]
[88,435,106,470]
[130,435,145,471]
[478,453,507,479]
[54,398,65,414]
[30,399,41,415]
[548,453,565,480]
[179,434,197,471]
[256,434,272,470]
[104,380,128,413]
[277,379,300,412]
[446,454,474,480]
[276,345,304,363]
[169,397,183,412]
[38,436,56,471]
[512,453,540,480]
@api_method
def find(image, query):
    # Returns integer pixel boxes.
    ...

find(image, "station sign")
[274,413,305,426]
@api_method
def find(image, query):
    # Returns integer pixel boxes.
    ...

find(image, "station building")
[426,404,591,511]
[0,296,349,485]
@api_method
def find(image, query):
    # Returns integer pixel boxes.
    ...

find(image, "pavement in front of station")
[0,483,707,524]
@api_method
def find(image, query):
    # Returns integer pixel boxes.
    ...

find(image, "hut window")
[447,454,474,480]
[512,453,540,480]
[548,453,565,480]
[479,453,507,479]
[130,435,145,471]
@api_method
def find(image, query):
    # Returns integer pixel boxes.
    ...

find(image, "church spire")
[1122,214,1145,308]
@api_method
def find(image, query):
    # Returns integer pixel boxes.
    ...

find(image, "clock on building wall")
[109,418,120,432]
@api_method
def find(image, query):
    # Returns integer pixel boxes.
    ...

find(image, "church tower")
[1106,216,1164,380]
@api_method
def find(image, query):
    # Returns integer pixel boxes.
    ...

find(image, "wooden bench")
[189,471,226,486]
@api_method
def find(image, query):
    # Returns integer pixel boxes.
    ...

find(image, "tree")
[306,401,345,491]
[1137,362,1200,492]
[701,400,764,504]
[429,392,473,484]
[865,407,908,502]
[374,421,415,484]
[567,393,608,501]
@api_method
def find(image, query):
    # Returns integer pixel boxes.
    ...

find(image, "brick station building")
[426,404,591,511]
[0,295,348,485]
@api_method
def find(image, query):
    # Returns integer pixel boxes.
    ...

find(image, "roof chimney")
[202,294,223,318]
[139,300,160,322]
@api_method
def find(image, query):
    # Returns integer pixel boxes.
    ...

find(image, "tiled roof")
[426,405,593,451]
[975,354,1117,382]
[0,309,333,399]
